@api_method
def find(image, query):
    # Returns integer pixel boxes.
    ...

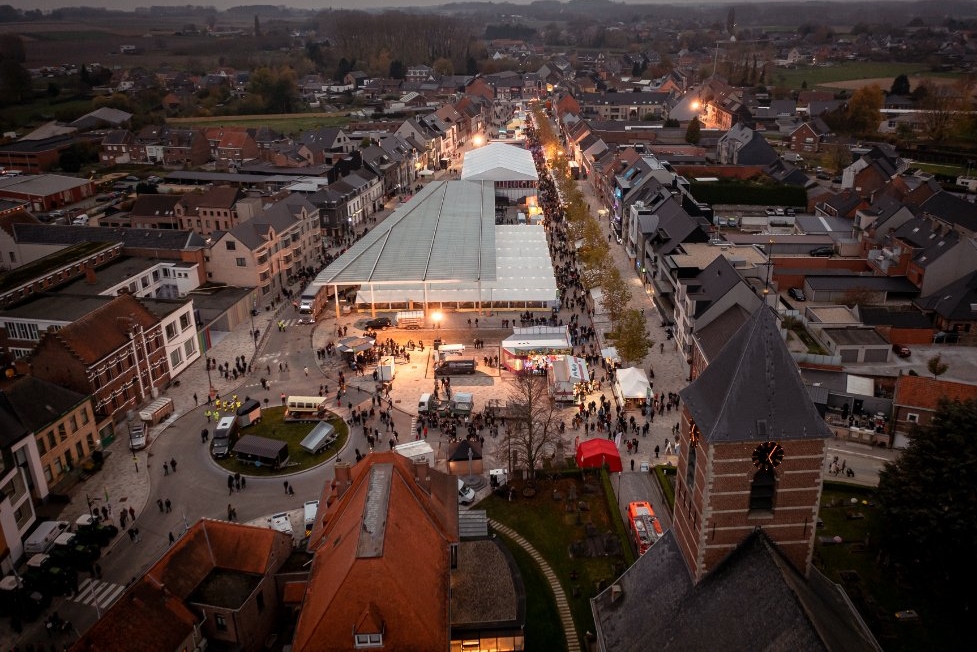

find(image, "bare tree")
[500,371,565,481]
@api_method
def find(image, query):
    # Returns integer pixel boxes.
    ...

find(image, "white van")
[438,343,465,357]
[304,500,319,537]
[457,479,476,505]
[24,521,69,555]
[72,213,90,225]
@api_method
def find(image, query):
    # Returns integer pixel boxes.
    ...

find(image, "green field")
[771,61,938,91]
[168,113,352,137]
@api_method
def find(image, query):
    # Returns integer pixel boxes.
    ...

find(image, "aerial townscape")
[0,0,975,650]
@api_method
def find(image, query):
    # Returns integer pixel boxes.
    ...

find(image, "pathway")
[489,519,581,652]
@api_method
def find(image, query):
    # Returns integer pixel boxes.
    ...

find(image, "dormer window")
[354,633,383,648]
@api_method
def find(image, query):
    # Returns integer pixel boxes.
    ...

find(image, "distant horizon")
[0,0,928,15]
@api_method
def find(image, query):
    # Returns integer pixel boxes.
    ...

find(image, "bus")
[627,501,663,555]
[298,281,331,322]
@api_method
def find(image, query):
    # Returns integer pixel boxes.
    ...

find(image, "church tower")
[675,306,830,581]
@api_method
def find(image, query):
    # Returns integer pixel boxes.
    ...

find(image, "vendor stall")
[233,435,289,469]
[575,439,622,473]
[548,356,590,403]
[501,326,572,373]
[613,367,652,410]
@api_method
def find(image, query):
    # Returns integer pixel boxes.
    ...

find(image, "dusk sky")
[7,0,563,11]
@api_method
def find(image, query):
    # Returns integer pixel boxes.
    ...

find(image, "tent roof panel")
[461,142,539,182]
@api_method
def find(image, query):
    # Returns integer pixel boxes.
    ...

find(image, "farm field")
[771,61,957,92]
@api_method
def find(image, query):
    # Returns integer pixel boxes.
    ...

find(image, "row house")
[102,126,209,167]
[175,186,246,236]
[298,127,354,166]
[163,128,210,167]
[0,377,101,571]
[360,138,412,197]
[207,195,321,299]
[24,293,172,421]
[788,118,833,154]
[395,117,443,171]
[699,79,752,131]
[716,124,779,166]
[128,194,181,229]
[576,91,673,121]
[100,129,134,165]
[841,145,908,197]
[308,170,384,236]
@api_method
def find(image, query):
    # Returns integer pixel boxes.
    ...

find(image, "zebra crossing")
[70,578,126,609]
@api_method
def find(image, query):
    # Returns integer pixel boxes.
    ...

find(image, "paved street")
[3,142,899,651]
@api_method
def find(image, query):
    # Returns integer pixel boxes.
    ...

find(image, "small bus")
[285,395,327,422]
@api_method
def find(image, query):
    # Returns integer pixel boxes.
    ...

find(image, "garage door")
[862,348,889,363]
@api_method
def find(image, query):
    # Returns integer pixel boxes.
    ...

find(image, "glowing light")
[690,100,701,111]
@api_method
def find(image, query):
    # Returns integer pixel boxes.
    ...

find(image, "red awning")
[575,439,622,473]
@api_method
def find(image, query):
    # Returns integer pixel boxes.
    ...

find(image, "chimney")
[334,462,353,499]
[84,265,97,285]
[610,584,623,602]
[413,459,431,493]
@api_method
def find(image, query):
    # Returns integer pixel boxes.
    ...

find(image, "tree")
[58,141,98,173]
[845,85,883,135]
[890,73,911,96]
[876,398,977,637]
[685,116,701,145]
[600,266,632,330]
[611,309,652,365]
[501,371,565,480]
[0,34,25,63]
[389,59,404,79]
[927,354,949,379]
[0,59,31,105]
[726,6,736,36]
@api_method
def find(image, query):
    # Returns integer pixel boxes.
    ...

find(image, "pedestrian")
[93,563,102,579]
[127,528,135,541]
[660,342,664,354]
[157,498,164,512]
[170,458,177,472]
[240,476,246,490]
[162,461,169,475]
[630,459,635,471]
[201,428,209,443]
[164,498,172,513]
[283,480,290,495]
[655,445,660,458]
[133,527,141,542]
[193,393,198,406]
[129,506,135,520]
[304,366,309,376]
[288,484,295,496]
[227,504,234,521]
[168,532,175,545]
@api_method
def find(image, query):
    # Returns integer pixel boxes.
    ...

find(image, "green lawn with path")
[214,406,348,476]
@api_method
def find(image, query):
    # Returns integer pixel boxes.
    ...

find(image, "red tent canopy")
[575,439,623,473]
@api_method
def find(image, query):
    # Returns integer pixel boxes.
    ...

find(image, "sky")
[9,0,542,11]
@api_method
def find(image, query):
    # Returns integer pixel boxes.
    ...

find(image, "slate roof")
[0,376,88,447]
[30,293,160,365]
[680,305,832,444]
[592,529,880,652]
[222,202,301,251]
[913,270,977,320]
[920,191,977,233]
[12,223,206,250]
[681,256,747,319]
[692,302,752,363]
[892,374,977,411]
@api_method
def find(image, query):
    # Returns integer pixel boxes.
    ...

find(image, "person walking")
[162,461,169,476]
[168,532,175,545]
[193,393,198,406]
[164,498,172,513]
[128,506,135,521]
[304,366,309,376]
[283,480,290,495]
[227,474,234,495]
[170,458,177,473]
[133,527,141,542]
[157,498,164,512]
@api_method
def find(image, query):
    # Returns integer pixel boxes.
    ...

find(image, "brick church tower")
[674,306,830,581]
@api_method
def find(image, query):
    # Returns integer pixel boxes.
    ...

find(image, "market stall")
[548,356,590,403]
[613,367,652,410]
[575,439,622,473]
[501,326,572,372]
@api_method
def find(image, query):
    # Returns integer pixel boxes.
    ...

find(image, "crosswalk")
[70,578,126,609]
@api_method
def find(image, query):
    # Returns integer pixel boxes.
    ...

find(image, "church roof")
[679,305,831,444]
[592,530,881,652]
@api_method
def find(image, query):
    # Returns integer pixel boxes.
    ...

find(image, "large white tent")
[614,367,652,408]
[461,142,538,202]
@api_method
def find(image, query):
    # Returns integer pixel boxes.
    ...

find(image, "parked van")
[211,416,239,458]
[304,500,319,537]
[435,359,477,376]
[458,479,476,505]
[71,214,89,225]
[24,521,69,555]
[438,343,466,357]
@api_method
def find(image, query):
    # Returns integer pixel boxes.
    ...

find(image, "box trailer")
[24,521,70,555]
[396,311,425,329]
[139,397,174,425]
[394,440,435,467]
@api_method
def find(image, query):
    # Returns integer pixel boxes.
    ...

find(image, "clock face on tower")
[752,441,785,470]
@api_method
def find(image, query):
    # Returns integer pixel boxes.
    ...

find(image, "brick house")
[24,293,171,421]
[890,375,977,448]
[176,186,245,236]
[788,118,832,154]
[72,519,293,652]
[162,128,210,167]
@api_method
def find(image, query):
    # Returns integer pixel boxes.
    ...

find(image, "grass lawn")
[771,61,935,91]
[813,484,945,651]
[497,532,567,652]
[215,406,348,476]
[167,113,352,138]
[481,470,627,644]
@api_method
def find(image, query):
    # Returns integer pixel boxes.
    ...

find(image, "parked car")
[785,207,796,216]
[788,288,807,302]
[892,343,911,358]
[764,208,776,216]
[809,246,834,257]
[365,317,392,330]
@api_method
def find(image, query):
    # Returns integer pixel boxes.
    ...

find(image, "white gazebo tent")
[548,355,590,403]
[614,367,652,409]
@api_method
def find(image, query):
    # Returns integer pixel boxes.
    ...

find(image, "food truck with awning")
[501,326,572,373]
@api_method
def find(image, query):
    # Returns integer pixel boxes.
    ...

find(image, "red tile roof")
[293,452,458,652]
[893,374,977,411]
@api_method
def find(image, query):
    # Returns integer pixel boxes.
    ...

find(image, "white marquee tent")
[461,142,538,202]
[614,367,652,408]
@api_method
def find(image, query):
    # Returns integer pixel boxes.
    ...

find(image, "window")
[354,633,383,648]
[36,437,47,455]
[43,465,53,482]
[76,442,85,459]
[225,241,236,250]
[179,312,191,330]
[214,614,227,631]
[236,257,247,267]
[81,406,89,424]
[165,322,178,339]
[749,468,776,512]
[170,349,183,368]
[69,415,78,433]
[184,338,196,357]
[47,431,56,449]
[907,413,919,423]
[58,424,67,442]
[54,458,63,475]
